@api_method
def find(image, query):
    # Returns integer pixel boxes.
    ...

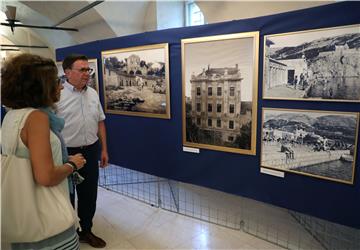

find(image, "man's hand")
[100,150,109,168]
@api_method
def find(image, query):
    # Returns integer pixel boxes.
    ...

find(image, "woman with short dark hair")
[1,53,85,249]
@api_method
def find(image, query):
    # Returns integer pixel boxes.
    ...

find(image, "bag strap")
[8,108,36,155]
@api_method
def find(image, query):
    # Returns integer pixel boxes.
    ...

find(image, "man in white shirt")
[57,54,108,248]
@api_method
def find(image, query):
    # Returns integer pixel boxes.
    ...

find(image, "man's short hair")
[62,54,88,71]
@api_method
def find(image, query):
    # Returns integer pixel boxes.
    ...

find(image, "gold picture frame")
[263,24,360,102]
[56,58,100,94]
[261,107,359,184]
[182,32,259,155]
[101,43,171,119]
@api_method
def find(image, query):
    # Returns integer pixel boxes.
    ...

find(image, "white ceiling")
[1,1,151,52]
[0,1,334,58]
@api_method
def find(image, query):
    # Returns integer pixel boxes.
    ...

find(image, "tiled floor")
[80,187,283,249]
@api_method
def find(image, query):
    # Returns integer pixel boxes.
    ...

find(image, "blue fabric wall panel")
[57,2,360,228]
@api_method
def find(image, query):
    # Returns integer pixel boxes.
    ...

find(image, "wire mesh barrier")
[99,165,162,207]
[290,211,360,250]
[99,164,359,250]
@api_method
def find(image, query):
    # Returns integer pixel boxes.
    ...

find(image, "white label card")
[183,146,200,154]
[260,167,285,178]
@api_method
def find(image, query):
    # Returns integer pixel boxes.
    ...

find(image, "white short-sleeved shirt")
[56,81,106,147]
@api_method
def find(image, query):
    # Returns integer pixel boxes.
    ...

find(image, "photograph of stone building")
[182,32,259,155]
[263,24,360,102]
[261,108,358,184]
[101,43,170,119]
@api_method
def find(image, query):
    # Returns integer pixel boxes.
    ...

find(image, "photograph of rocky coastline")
[182,32,259,155]
[261,108,358,184]
[263,24,360,102]
[101,43,170,119]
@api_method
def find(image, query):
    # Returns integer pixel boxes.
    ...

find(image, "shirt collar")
[64,80,88,92]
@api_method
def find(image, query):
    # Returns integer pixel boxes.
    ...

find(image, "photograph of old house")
[182,32,259,155]
[261,108,358,184]
[101,43,170,119]
[56,59,99,94]
[263,24,360,102]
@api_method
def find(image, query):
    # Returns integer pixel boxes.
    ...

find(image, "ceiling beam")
[1,48,20,51]
[1,44,49,49]
[53,1,104,27]
[1,22,79,31]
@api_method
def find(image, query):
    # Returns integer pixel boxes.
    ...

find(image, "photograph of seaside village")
[263,25,360,102]
[261,109,358,183]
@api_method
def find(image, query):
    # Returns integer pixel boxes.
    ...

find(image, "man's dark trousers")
[68,141,99,233]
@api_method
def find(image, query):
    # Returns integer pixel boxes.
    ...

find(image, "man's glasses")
[71,67,93,74]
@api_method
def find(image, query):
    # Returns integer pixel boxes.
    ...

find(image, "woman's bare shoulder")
[26,110,49,127]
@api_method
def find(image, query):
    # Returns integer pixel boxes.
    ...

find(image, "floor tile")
[89,187,286,249]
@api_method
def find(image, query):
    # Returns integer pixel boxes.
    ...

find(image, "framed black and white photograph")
[87,58,99,93]
[263,24,360,102]
[56,59,100,94]
[182,32,259,155]
[101,43,170,119]
[261,108,359,184]
[56,61,66,85]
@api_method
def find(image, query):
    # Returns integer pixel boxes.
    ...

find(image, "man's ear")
[64,69,71,76]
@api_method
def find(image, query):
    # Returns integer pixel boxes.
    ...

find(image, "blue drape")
[57,2,360,229]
